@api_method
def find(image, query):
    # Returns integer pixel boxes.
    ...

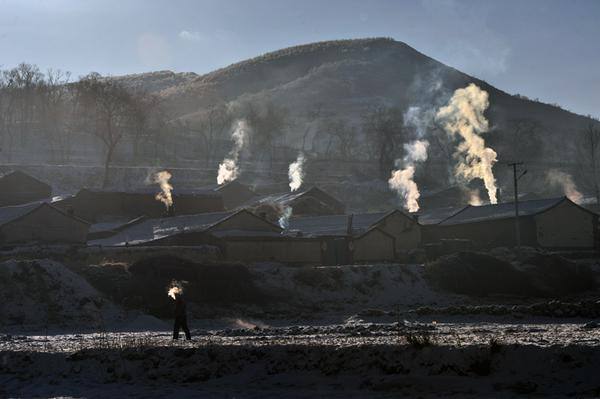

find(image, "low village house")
[200,180,257,210]
[53,187,224,223]
[0,170,52,207]
[87,208,345,264]
[0,202,89,245]
[286,209,421,263]
[246,186,346,223]
[420,197,598,250]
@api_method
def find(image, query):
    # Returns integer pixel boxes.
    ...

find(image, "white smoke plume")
[546,169,583,204]
[388,140,430,212]
[288,152,306,192]
[436,83,498,204]
[153,170,173,209]
[389,140,430,212]
[217,120,249,185]
[278,206,293,229]
[388,107,431,212]
[389,166,419,212]
[468,189,483,206]
[167,280,185,300]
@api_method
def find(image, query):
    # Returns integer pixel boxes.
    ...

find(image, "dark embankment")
[425,252,595,297]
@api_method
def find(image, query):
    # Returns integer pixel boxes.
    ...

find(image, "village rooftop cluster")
[0,169,597,264]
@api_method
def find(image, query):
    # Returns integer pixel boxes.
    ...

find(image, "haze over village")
[1,1,600,398]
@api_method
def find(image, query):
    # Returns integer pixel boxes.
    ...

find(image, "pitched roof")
[88,210,237,246]
[0,202,41,226]
[286,210,412,237]
[247,186,344,210]
[199,180,254,193]
[415,206,466,225]
[78,187,220,197]
[88,216,146,234]
[0,202,89,227]
[438,197,583,226]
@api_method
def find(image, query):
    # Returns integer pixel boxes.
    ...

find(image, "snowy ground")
[2,257,600,397]
[2,317,600,398]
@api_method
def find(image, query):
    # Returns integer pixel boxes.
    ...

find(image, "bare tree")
[361,106,404,179]
[127,91,167,162]
[243,101,289,170]
[192,103,233,165]
[74,73,140,188]
[37,69,72,162]
[503,118,542,162]
[3,64,45,148]
[321,118,357,160]
[578,120,600,204]
[301,102,325,152]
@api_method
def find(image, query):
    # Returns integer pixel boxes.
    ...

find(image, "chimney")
[346,214,354,236]
[167,204,175,217]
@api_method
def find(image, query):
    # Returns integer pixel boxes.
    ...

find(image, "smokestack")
[436,84,498,204]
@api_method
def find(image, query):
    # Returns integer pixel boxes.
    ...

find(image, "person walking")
[172,292,191,340]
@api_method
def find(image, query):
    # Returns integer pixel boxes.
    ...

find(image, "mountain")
[113,37,592,143]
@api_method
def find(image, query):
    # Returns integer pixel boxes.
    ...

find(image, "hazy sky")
[1,0,599,117]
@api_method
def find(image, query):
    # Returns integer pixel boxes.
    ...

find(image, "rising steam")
[436,84,498,204]
[546,169,583,203]
[468,189,483,206]
[388,140,430,212]
[167,280,185,300]
[153,170,173,209]
[288,152,305,192]
[217,120,249,185]
[388,106,432,212]
[278,206,293,229]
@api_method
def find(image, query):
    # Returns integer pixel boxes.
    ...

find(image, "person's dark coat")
[173,294,191,340]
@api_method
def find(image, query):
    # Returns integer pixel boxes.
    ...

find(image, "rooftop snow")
[416,206,466,225]
[438,197,568,226]
[286,211,404,237]
[79,187,220,197]
[0,202,41,226]
[88,210,236,246]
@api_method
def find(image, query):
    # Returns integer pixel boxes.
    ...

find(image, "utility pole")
[508,162,526,255]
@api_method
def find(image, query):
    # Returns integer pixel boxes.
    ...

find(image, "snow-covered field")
[2,317,600,398]
[1,256,600,397]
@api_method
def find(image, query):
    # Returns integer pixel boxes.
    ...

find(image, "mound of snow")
[0,259,119,328]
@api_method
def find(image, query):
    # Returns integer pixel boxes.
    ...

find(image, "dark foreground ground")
[2,317,600,398]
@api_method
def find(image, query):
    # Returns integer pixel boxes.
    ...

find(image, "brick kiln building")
[422,197,598,250]
[0,202,89,244]
[0,170,52,207]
